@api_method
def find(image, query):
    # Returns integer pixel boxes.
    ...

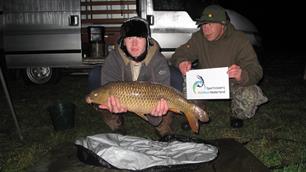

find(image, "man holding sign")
[171,5,268,128]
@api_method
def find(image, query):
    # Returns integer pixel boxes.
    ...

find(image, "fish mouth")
[85,96,102,111]
[85,95,92,104]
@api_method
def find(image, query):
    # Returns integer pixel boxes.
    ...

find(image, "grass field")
[1,66,306,172]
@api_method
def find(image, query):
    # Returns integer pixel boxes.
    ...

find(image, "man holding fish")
[88,17,175,136]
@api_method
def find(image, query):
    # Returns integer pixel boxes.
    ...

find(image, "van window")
[153,0,185,11]
[152,0,211,21]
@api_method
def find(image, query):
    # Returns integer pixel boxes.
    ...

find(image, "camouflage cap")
[196,5,227,25]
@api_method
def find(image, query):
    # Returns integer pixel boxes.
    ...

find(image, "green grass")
[1,74,306,172]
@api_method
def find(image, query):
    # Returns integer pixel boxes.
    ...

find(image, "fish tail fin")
[185,104,209,133]
[169,107,200,133]
[170,103,209,133]
[185,110,200,133]
[192,104,209,122]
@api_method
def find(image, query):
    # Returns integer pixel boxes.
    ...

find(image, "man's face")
[124,37,146,58]
[201,23,225,41]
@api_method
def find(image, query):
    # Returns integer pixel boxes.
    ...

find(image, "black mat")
[194,138,270,172]
[28,136,270,172]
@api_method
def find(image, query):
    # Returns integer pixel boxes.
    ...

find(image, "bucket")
[48,102,75,131]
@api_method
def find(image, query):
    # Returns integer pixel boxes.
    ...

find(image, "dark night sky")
[219,1,304,54]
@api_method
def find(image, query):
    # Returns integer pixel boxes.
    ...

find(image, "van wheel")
[23,67,61,85]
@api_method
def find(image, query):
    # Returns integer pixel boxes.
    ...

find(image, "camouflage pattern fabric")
[230,83,268,119]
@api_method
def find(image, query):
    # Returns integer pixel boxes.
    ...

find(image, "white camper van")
[0,0,262,84]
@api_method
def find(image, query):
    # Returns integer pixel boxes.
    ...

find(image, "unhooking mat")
[27,134,270,172]
[75,133,218,171]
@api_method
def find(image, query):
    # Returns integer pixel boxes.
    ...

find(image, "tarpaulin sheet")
[75,133,218,171]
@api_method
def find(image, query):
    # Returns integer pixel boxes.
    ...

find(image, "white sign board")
[186,67,230,99]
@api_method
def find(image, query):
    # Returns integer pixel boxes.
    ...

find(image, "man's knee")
[155,112,174,137]
[100,111,123,130]
[231,85,268,119]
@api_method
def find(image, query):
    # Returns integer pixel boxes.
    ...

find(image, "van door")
[145,0,199,59]
[3,0,81,84]
[4,0,82,68]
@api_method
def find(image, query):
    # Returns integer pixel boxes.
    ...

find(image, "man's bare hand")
[99,96,128,113]
[228,64,242,81]
[179,61,192,75]
[150,98,169,116]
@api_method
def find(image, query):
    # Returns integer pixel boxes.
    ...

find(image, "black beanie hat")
[118,17,151,46]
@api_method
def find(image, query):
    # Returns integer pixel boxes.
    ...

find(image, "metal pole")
[0,66,23,141]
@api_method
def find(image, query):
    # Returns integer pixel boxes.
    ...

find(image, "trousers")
[230,83,268,119]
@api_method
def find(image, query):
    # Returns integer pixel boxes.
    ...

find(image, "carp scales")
[85,81,209,133]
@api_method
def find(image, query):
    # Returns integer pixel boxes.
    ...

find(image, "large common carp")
[86,81,209,133]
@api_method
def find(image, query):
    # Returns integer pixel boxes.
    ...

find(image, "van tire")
[23,67,61,85]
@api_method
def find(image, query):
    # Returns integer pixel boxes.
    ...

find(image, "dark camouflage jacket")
[171,23,263,86]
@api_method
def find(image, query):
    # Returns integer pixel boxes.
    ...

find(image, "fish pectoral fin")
[145,114,162,126]
[134,112,162,126]
[135,113,148,121]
